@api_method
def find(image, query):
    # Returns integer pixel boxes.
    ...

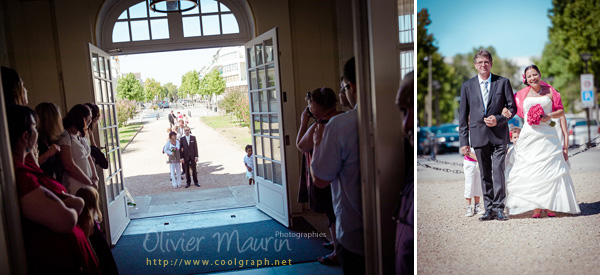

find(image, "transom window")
[100,0,253,55]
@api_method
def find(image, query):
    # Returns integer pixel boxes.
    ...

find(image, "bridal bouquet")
[527,104,556,127]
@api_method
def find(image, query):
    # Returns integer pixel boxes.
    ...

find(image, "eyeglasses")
[476,61,491,66]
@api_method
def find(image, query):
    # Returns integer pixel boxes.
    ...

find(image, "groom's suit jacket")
[179,135,198,161]
[459,74,517,148]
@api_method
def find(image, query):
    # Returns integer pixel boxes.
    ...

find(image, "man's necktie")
[482,81,489,113]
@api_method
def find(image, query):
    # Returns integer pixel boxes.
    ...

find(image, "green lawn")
[118,123,143,147]
[200,115,252,150]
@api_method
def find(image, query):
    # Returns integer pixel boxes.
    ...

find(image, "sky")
[117,47,221,87]
[417,0,553,59]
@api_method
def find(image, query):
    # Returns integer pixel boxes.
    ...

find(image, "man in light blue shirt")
[311,57,365,274]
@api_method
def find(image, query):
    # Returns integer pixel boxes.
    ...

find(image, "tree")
[180,70,201,98]
[417,9,461,126]
[538,0,600,113]
[116,73,144,102]
[199,69,227,98]
[163,82,178,101]
[143,78,164,102]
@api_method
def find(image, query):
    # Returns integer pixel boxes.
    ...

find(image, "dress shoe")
[479,210,495,221]
[495,211,509,221]
[185,184,190,188]
[545,210,556,217]
[195,183,200,187]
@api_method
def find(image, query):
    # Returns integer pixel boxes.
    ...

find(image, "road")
[417,145,600,274]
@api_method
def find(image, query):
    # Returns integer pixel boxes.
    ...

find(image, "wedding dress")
[505,96,580,215]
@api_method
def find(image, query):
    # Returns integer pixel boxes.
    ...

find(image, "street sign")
[581,74,595,108]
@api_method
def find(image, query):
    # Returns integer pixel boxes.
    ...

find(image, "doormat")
[112,217,331,274]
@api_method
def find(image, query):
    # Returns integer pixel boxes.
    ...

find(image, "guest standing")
[8,105,100,274]
[34,102,63,178]
[58,104,98,194]
[164,132,182,188]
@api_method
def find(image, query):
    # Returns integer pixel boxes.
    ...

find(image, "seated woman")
[296,87,343,266]
[8,105,100,274]
[34,102,63,178]
[58,104,98,194]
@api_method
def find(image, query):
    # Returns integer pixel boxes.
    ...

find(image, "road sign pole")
[581,74,595,148]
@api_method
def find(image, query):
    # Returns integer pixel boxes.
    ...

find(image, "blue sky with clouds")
[417,0,553,59]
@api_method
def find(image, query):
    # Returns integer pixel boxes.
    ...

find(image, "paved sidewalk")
[121,106,254,218]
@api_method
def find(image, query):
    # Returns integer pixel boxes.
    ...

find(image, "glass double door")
[245,28,290,227]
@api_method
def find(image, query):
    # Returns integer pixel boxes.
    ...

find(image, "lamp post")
[580,53,593,148]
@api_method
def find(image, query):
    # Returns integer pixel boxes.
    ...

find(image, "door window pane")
[255,44,263,66]
[99,57,106,78]
[150,19,169,39]
[254,135,263,157]
[256,157,264,178]
[251,92,259,113]
[92,54,100,77]
[273,162,282,185]
[101,82,109,106]
[266,65,275,88]
[252,115,260,134]
[265,39,274,62]
[201,0,219,13]
[104,59,111,78]
[268,89,277,112]
[183,16,201,37]
[202,15,220,35]
[263,137,271,159]
[249,70,257,91]
[221,14,239,34]
[259,91,268,113]
[257,68,265,89]
[272,139,281,161]
[106,177,115,202]
[95,79,102,103]
[248,48,255,68]
[269,115,279,137]
[131,20,150,41]
[264,159,273,181]
[261,115,269,135]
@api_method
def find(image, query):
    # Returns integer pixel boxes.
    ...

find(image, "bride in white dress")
[505,65,580,218]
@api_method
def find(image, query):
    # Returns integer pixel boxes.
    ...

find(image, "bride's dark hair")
[523,65,541,86]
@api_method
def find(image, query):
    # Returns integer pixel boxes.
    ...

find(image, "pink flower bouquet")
[527,104,556,127]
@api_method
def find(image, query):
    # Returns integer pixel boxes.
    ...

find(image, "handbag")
[90,145,109,169]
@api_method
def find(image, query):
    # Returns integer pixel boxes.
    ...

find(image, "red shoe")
[532,209,542,218]
[546,210,556,217]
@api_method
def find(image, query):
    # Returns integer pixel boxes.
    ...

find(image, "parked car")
[156,101,171,109]
[568,119,600,146]
[434,124,460,154]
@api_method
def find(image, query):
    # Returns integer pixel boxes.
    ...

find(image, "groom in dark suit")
[180,126,200,187]
[458,49,516,221]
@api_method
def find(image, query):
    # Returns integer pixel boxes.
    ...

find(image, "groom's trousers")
[474,142,507,212]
